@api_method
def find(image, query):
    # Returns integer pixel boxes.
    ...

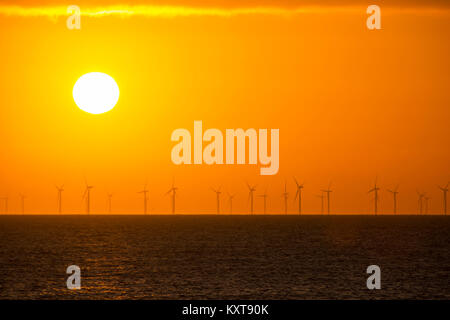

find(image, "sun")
[73,72,119,114]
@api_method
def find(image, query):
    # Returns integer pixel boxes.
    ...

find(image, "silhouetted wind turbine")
[387,185,399,214]
[0,196,8,214]
[417,191,426,215]
[258,188,268,214]
[211,186,222,214]
[247,183,257,215]
[321,183,332,215]
[55,185,64,214]
[293,178,304,215]
[138,184,149,215]
[438,182,449,215]
[83,181,93,215]
[166,179,178,214]
[282,182,289,215]
[19,194,26,215]
[227,192,236,215]
[368,179,380,215]
[107,193,113,213]
[316,192,325,215]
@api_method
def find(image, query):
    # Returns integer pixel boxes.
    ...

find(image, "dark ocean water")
[0,215,448,299]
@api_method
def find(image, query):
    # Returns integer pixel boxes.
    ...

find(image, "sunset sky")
[0,0,449,214]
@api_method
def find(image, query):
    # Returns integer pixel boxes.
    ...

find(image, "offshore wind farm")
[1,179,449,215]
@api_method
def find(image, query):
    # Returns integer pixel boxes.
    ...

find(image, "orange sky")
[0,1,449,214]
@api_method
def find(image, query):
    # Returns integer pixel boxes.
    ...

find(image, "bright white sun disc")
[73,72,119,114]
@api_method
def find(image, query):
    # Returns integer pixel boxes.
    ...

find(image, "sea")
[0,215,448,299]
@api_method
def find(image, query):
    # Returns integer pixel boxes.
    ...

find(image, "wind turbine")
[166,179,178,214]
[247,183,257,215]
[321,183,332,215]
[438,182,449,215]
[368,179,380,215]
[138,184,149,215]
[387,185,399,214]
[293,178,304,215]
[282,182,288,215]
[227,192,236,215]
[19,194,26,215]
[316,192,325,215]
[211,186,222,214]
[107,193,113,213]
[82,181,94,215]
[55,185,64,214]
[417,191,426,215]
[258,188,268,214]
[0,196,8,214]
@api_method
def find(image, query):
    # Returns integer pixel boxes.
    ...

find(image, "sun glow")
[73,72,119,114]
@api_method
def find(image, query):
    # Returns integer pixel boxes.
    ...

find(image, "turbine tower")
[19,194,26,215]
[387,185,399,214]
[55,185,64,214]
[417,191,426,215]
[293,178,304,215]
[107,193,113,213]
[321,183,332,215]
[258,189,268,214]
[166,179,178,214]
[282,182,288,215]
[438,183,449,215]
[368,179,380,215]
[211,187,222,214]
[83,181,94,215]
[316,192,325,215]
[247,183,257,215]
[0,197,8,214]
[138,184,149,215]
[227,193,236,215]
[424,196,430,215]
